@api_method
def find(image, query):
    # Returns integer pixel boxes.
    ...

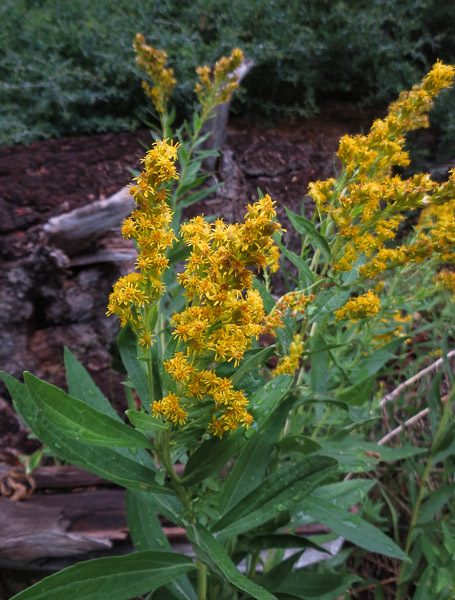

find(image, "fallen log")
[43,185,134,256]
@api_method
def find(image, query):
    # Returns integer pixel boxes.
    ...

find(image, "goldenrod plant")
[134,33,243,222]
[2,62,455,600]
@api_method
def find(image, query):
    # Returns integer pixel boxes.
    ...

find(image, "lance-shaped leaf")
[212,455,338,541]
[285,206,331,261]
[24,372,153,449]
[2,373,162,493]
[181,433,243,486]
[64,347,120,420]
[126,491,196,600]
[294,496,410,561]
[8,551,195,600]
[219,396,293,515]
[274,235,314,288]
[230,346,275,387]
[187,523,277,600]
[126,410,168,432]
[118,325,150,407]
[64,350,156,469]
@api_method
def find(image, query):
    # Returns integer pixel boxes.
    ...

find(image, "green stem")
[247,549,261,581]
[196,559,207,600]
[311,406,331,439]
[159,427,193,515]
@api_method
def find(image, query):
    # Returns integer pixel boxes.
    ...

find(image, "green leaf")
[336,378,375,406]
[258,550,305,594]
[413,566,437,600]
[249,374,293,427]
[416,484,455,525]
[317,438,425,473]
[118,325,150,407]
[351,337,405,385]
[285,207,331,261]
[1,373,161,493]
[150,340,163,403]
[126,491,196,600]
[167,239,191,267]
[64,347,119,420]
[238,533,326,554]
[310,479,376,510]
[310,332,329,407]
[295,496,410,561]
[64,350,155,469]
[181,433,243,486]
[181,183,222,207]
[230,346,275,387]
[24,372,153,449]
[9,551,195,600]
[271,570,360,599]
[212,456,338,541]
[126,410,168,432]
[219,396,293,515]
[278,435,322,456]
[186,523,277,600]
[274,235,314,288]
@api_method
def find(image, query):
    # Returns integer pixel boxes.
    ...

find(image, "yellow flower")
[133,33,176,114]
[434,269,455,295]
[335,291,381,321]
[309,62,455,281]
[195,48,244,113]
[107,139,180,339]
[273,334,304,377]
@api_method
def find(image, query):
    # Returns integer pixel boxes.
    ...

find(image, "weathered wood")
[0,490,127,561]
[43,185,134,255]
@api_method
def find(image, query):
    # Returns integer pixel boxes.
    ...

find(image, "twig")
[379,349,455,407]
[377,408,430,446]
[349,576,398,595]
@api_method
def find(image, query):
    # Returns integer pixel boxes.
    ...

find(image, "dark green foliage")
[2,0,455,155]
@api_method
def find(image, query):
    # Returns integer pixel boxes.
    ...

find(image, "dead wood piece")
[44,185,134,256]
[0,489,127,561]
[30,464,110,490]
[0,463,110,492]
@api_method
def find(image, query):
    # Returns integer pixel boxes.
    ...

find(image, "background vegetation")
[2,0,455,157]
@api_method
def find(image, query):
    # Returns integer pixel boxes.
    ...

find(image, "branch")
[379,349,455,407]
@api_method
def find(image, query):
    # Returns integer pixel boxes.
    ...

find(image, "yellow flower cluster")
[151,194,281,436]
[372,310,413,346]
[195,48,244,111]
[308,61,455,281]
[335,291,381,322]
[262,291,314,336]
[417,191,455,263]
[273,334,304,377]
[434,269,455,295]
[107,140,180,345]
[133,33,177,114]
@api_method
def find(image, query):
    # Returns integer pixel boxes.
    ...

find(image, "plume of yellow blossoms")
[372,310,413,346]
[273,334,304,377]
[133,33,176,114]
[309,60,455,281]
[195,48,244,111]
[107,140,180,347]
[434,269,455,296]
[335,290,381,321]
[152,194,282,437]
